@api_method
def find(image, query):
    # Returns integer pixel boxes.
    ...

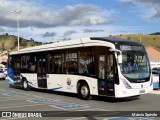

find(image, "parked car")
[2,68,7,76]
[0,69,6,80]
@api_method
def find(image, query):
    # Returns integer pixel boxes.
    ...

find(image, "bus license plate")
[139,90,145,94]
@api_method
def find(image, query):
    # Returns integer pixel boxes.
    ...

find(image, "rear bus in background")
[7,37,153,100]
[152,70,160,90]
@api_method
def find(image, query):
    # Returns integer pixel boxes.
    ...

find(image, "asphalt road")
[0,80,159,120]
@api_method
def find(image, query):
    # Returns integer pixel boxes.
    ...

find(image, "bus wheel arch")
[77,80,92,100]
[22,77,29,91]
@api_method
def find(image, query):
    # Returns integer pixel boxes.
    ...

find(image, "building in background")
[145,46,160,69]
[0,55,8,67]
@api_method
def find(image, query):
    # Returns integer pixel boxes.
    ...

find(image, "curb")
[150,90,160,95]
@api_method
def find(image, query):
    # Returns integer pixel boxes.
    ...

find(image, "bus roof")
[91,37,142,45]
[10,37,142,55]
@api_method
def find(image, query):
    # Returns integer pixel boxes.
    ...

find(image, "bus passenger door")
[98,54,115,96]
[37,56,47,88]
[98,55,106,95]
[106,53,115,96]
[13,56,21,87]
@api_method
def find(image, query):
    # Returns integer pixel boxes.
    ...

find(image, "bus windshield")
[119,45,150,83]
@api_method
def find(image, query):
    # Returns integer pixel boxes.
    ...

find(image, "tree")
[5,33,9,36]
[127,36,130,40]
[2,42,5,51]
[153,37,156,40]
[30,38,34,42]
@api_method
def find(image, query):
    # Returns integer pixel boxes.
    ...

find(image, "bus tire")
[78,82,90,100]
[22,79,29,91]
[9,85,13,88]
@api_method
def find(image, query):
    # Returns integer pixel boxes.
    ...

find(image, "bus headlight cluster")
[122,79,132,89]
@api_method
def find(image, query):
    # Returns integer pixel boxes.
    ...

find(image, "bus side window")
[79,51,94,76]
[50,58,55,73]
[65,52,78,74]
[52,54,62,74]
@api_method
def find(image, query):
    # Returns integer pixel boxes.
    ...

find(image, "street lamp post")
[11,10,22,51]
[139,34,144,43]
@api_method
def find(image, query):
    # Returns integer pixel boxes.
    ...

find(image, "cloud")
[64,30,77,36]
[119,0,135,6]
[61,37,71,41]
[0,0,118,28]
[83,29,104,33]
[119,0,160,21]
[0,27,5,32]
[42,32,57,37]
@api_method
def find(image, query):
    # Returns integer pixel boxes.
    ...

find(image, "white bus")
[7,37,153,99]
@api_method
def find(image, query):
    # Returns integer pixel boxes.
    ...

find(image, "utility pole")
[140,34,142,43]
[11,10,22,51]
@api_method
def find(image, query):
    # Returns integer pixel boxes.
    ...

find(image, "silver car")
[0,69,6,80]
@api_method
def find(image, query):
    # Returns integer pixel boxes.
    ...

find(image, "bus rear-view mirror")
[118,54,122,64]
[109,48,122,64]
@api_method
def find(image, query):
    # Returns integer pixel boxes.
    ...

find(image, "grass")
[0,35,42,52]
[114,34,160,50]
[0,34,160,53]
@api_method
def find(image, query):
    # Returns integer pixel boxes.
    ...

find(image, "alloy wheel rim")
[23,81,27,89]
[81,85,89,97]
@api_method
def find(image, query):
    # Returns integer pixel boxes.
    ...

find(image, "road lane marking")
[0,100,88,109]
[0,103,57,109]
[0,98,36,102]
[27,99,60,103]
[50,104,90,110]
[65,108,110,120]
[0,89,45,98]
[77,108,110,111]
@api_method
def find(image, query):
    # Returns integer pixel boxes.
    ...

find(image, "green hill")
[0,34,42,52]
[113,34,160,50]
[1,33,160,53]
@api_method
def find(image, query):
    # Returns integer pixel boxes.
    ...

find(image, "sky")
[0,0,160,43]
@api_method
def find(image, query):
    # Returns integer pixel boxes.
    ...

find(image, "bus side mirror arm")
[109,48,122,64]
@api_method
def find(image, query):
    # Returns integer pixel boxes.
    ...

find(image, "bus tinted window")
[51,54,62,74]
[21,54,37,73]
[63,52,78,74]
[79,51,94,75]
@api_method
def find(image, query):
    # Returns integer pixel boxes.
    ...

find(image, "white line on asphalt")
[49,104,90,111]
[77,108,110,111]
[26,94,44,98]
[65,108,110,120]
[0,100,87,109]
[0,96,24,99]
[0,103,55,109]
[65,112,120,120]
[65,117,86,120]
[26,99,60,103]
[0,88,45,98]
[0,98,35,102]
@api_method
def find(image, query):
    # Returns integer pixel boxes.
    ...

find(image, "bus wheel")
[22,79,29,91]
[78,82,90,100]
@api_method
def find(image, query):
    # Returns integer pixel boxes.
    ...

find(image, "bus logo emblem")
[141,84,143,88]
[66,77,71,86]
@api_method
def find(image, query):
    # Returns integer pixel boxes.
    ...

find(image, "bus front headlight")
[122,80,132,89]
